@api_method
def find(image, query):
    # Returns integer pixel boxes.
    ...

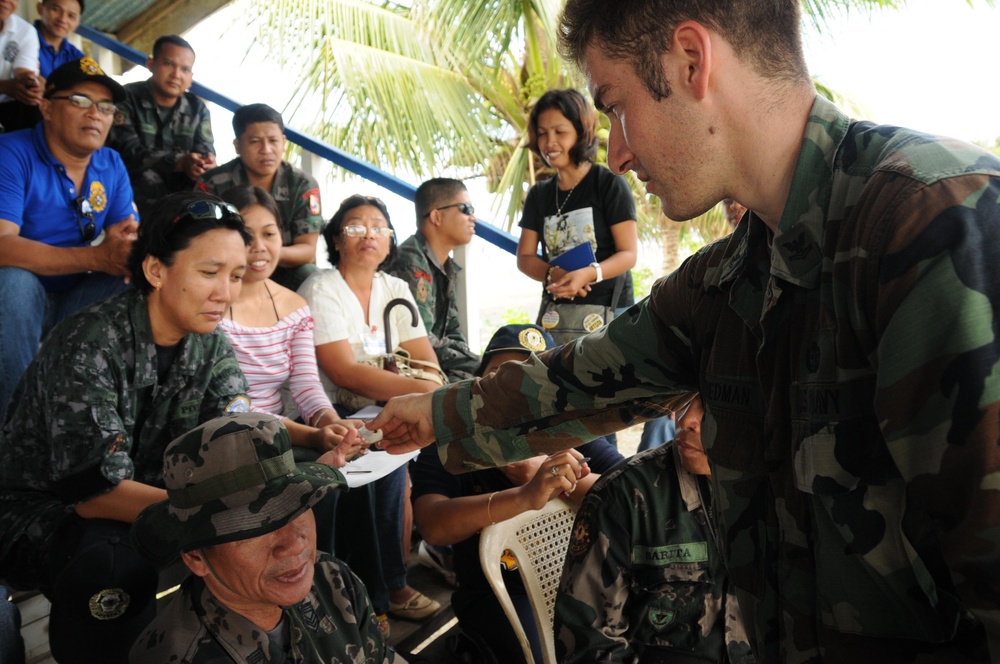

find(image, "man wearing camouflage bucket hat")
[130,412,399,663]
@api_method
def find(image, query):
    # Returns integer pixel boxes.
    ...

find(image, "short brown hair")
[527,89,598,166]
[557,0,809,101]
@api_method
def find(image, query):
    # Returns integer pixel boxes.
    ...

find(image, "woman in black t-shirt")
[517,89,638,326]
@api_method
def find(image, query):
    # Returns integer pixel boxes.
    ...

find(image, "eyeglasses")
[342,225,394,238]
[172,200,242,225]
[73,195,96,242]
[50,94,116,116]
[424,202,475,218]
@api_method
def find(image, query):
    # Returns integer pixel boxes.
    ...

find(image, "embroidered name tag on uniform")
[632,543,708,566]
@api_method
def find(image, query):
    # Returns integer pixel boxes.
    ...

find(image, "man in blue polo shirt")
[35,0,85,80]
[0,56,138,422]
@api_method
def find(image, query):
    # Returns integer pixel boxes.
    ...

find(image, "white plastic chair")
[478,498,578,664]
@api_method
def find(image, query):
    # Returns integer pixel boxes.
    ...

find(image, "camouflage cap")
[44,57,126,103]
[475,324,555,376]
[131,413,346,566]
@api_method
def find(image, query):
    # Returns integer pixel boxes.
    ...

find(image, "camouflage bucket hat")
[131,413,346,566]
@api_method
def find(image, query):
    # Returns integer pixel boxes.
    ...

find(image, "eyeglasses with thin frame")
[73,196,96,242]
[49,93,116,116]
[172,200,242,225]
[342,225,394,238]
[423,202,475,218]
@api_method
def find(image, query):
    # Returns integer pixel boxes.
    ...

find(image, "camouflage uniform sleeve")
[433,280,698,472]
[387,240,436,333]
[191,101,215,156]
[106,149,139,224]
[868,172,1000,649]
[555,492,635,663]
[43,340,135,503]
[198,334,250,420]
[289,171,323,239]
[435,269,479,382]
[107,95,178,182]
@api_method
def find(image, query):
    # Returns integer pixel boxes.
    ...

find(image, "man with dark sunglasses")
[387,177,480,383]
[0,57,138,422]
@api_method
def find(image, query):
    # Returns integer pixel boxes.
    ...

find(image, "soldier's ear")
[181,550,210,578]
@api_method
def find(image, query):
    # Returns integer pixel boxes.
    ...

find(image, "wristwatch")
[590,262,603,284]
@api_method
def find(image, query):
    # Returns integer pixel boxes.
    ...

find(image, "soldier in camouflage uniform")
[555,397,755,663]
[387,178,479,382]
[198,103,323,291]
[372,1,1000,661]
[0,191,252,664]
[107,35,216,220]
[128,413,398,664]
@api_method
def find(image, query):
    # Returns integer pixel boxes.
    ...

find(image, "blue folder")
[549,242,596,271]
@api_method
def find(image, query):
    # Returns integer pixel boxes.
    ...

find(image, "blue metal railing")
[76,23,519,255]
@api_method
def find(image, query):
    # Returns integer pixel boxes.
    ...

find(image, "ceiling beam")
[115,0,231,59]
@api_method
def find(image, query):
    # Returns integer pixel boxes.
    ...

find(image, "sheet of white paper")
[343,449,419,488]
[349,404,384,420]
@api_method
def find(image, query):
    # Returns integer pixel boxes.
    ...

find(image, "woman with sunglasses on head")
[0,191,254,664]
[517,88,638,342]
[299,194,444,624]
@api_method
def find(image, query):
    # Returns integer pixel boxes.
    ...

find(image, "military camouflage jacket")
[198,158,323,246]
[555,444,754,664]
[429,95,1000,662]
[129,554,396,664]
[0,289,248,588]
[107,80,215,217]
[387,232,479,382]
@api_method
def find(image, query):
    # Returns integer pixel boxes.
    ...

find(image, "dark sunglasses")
[424,202,475,218]
[172,200,242,225]
[73,195,96,242]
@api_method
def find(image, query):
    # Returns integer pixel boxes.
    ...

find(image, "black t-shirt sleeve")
[411,445,464,500]
[597,166,637,227]
[518,180,546,235]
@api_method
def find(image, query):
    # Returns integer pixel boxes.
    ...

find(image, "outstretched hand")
[313,422,366,468]
[369,392,436,454]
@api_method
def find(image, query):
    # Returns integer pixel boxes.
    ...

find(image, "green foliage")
[500,307,532,325]
[977,137,1000,157]
[631,265,656,301]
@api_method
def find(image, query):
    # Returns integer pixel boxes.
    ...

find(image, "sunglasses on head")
[73,195,96,242]
[172,200,242,225]
[424,202,474,218]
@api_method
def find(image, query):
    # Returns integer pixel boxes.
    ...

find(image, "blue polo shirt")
[0,124,137,292]
[34,22,85,78]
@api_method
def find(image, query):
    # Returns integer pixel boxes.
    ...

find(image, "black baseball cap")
[44,57,126,103]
